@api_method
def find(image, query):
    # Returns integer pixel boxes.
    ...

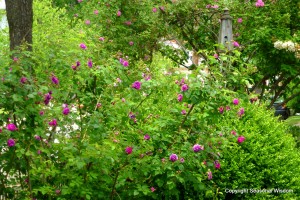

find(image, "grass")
[285,116,300,126]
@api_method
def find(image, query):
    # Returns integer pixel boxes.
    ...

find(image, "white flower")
[282,42,288,49]
[274,41,283,49]
[286,41,295,52]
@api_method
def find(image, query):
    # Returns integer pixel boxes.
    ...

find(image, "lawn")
[285,116,300,126]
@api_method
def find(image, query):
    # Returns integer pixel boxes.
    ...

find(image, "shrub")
[213,101,300,199]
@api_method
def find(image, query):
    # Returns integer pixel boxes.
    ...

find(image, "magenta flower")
[238,108,245,116]
[193,144,204,152]
[214,54,219,59]
[181,84,189,92]
[180,158,185,163]
[55,190,61,194]
[7,138,15,147]
[122,60,129,67]
[169,154,178,162]
[7,123,17,131]
[94,10,99,15]
[233,98,239,105]
[20,77,27,84]
[180,78,185,85]
[119,58,129,67]
[233,41,240,47]
[34,135,41,140]
[87,59,93,68]
[129,41,134,46]
[125,146,133,154]
[150,187,156,192]
[214,160,221,169]
[122,98,126,102]
[237,136,245,143]
[177,94,183,102]
[79,43,87,50]
[207,171,212,180]
[226,105,231,111]
[211,5,219,9]
[152,7,157,12]
[219,106,224,114]
[37,150,41,155]
[117,10,121,16]
[181,110,187,115]
[39,110,44,116]
[51,75,59,85]
[231,130,237,136]
[62,107,70,115]
[44,92,52,105]
[85,20,90,25]
[78,0,82,3]
[96,103,102,108]
[129,112,136,119]
[132,81,141,90]
[125,21,132,26]
[237,18,243,23]
[255,0,265,7]
[99,37,105,41]
[144,134,150,140]
[49,119,57,127]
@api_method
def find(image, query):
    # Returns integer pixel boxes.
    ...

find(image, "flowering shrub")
[0,0,299,199]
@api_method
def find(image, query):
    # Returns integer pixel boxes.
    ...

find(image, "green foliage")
[213,101,300,199]
[0,0,300,199]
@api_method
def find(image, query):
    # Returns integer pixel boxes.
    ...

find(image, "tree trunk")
[5,0,33,51]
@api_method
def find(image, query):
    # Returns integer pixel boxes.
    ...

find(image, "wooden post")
[218,8,233,51]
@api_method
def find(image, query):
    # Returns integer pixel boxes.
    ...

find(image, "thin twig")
[179,104,195,131]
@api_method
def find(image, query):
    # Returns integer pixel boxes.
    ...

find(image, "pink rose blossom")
[181,84,189,92]
[144,134,150,140]
[237,136,245,143]
[233,98,239,105]
[125,146,133,154]
[233,41,240,47]
[117,10,121,17]
[255,0,265,7]
[231,130,237,136]
[219,106,224,114]
[169,154,178,162]
[79,43,87,50]
[214,160,221,169]
[7,123,17,131]
[193,144,204,152]
[132,81,141,90]
[177,94,183,102]
[207,171,212,180]
[7,138,15,147]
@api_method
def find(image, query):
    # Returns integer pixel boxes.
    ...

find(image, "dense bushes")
[213,101,300,199]
[0,0,300,199]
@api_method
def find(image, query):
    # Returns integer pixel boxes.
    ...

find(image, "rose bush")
[0,0,299,199]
